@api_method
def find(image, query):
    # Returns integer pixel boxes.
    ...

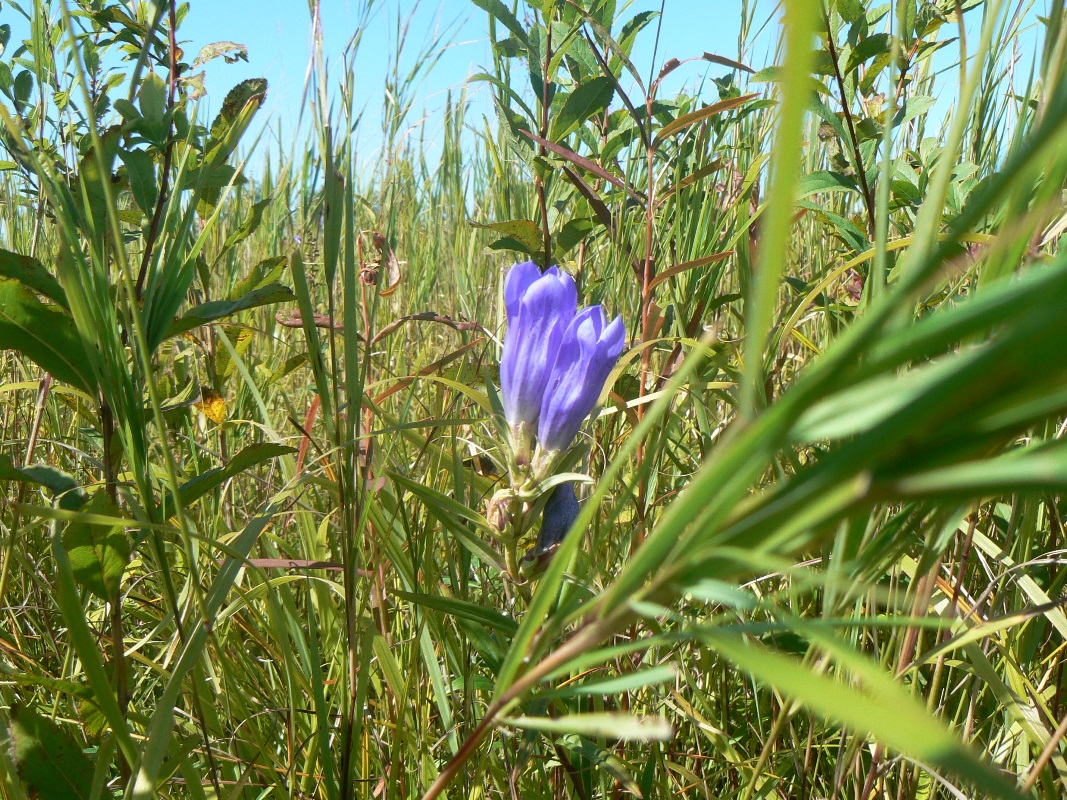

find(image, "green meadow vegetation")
[2,0,1067,797]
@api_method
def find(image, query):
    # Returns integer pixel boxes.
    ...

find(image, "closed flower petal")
[537,307,626,452]
[503,260,540,324]
[500,264,578,428]
[537,482,580,552]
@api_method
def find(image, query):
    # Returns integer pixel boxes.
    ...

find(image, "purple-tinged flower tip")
[500,264,578,429]
[537,307,626,453]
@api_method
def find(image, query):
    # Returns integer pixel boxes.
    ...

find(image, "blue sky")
[175,0,755,161]
[1,1,1049,167]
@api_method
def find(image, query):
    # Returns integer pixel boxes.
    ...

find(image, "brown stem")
[823,9,877,240]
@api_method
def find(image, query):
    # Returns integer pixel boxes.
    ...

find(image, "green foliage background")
[1,0,1067,798]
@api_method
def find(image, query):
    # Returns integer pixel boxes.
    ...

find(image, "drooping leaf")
[469,0,528,45]
[653,93,758,146]
[471,218,544,258]
[165,282,295,338]
[0,454,86,510]
[0,278,96,393]
[61,491,129,602]
[229,256,286,300]
[0,247,67,308]
[192,41,248,69]
[9,703,94,800]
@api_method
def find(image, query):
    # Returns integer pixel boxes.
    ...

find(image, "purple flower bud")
[499,262,577,429]
[537,306,626,452]
[537,482,580,552]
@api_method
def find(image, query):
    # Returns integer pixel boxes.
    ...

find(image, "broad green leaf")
[843,32,891,75]
[229,255,286,300]
[9,704,94,800]
[60,491,130,602]
[0,278,96,393]
[550,77,614,140]
[138,71,166,127]
[894,95,936,128]
[797,170,859,199]
[470,218,544,257]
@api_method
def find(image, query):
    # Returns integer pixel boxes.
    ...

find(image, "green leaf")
[893,95,936,128]
[205,78,268,164]
[550,77,614,140]
[9,703,94,800]
[229,256,286,300]
[118,147,158,216]
[61,491,129,602]
[0,278,96,393]
[175,443,296,508]
[699,631,1027,800]
[469,0,529,45]
[0,455,85,510]
[796,170,859,199]
[393,589,518,635]
[837,0,864,23]
[843,32,891,75]
[471,219,544,258]
[138,71,166,127]
[165,282,295,338]
[0,247,67,308]
[221,197,271,253]
[502,713,674,741]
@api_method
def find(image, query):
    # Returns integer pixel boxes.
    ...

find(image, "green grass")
[2,0,1067,798]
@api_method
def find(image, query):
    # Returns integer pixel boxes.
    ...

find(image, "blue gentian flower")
[500,262,577,433]
[537,306,626,453]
